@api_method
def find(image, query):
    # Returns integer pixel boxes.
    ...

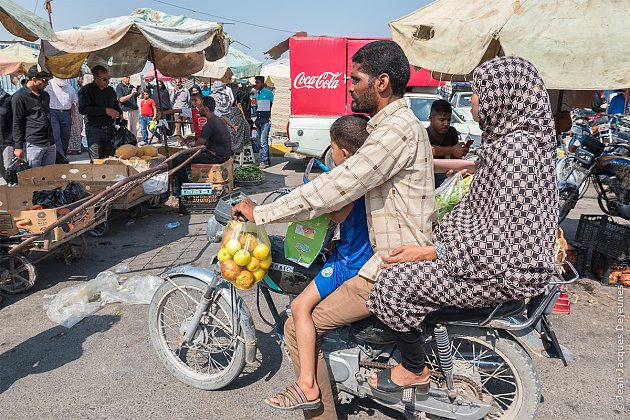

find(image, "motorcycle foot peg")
[402,388,414,403]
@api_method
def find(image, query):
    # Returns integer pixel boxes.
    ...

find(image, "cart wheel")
[88,222,109,237]
[54,236,87,263]
[147,195,161,209]
[126,205,142,218]
[0,254,37,294]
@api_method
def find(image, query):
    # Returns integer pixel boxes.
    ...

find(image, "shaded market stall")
[390,0,630,89]
[40,8,227,155]
[0,43,39,75]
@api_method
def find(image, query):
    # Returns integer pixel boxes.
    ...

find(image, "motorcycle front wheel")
[148,276,246,390]
[558,186,579,223]
[424,326,540,420]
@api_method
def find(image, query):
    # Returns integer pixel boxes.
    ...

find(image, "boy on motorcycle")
[264,115,374,411]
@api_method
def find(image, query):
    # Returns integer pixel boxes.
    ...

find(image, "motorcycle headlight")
[575,148,594,166]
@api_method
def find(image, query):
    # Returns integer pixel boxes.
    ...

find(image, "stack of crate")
[574,215,630,285]
[180,159,234,213]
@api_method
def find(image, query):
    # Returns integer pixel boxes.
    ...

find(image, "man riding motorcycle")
[232,40,437,419]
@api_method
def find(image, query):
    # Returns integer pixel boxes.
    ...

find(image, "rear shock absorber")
[433,324,455,392]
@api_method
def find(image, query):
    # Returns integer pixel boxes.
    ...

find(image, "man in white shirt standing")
[45,77,78,157]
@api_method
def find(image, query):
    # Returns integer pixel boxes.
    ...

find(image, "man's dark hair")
[430,99,452,115]
[329,114,369,154]
[91,65,108,77]
[254,76,265,84]
[26,65,51,80]
[351,40,410,97]
[203,95,216,111]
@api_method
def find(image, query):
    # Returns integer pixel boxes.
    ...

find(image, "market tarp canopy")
[193,46,262,80]
[390,0,630,89]
[259,59,290,86]
[0,0,55,41]
[41,8,225,78]
[0,43,39,75]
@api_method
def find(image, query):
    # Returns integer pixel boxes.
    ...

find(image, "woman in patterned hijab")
[366,56,558,393]
[210,81,249,153]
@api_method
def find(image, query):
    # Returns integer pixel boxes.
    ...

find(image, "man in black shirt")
[116,76,139,138]
[0,86,14,180]
[11,66,56,168]
[427,99,468,186]
[78,65,121,159]
[170,93,231,214]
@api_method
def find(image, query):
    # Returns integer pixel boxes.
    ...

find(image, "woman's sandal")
[368,368,430,394]
[264,382,321,411]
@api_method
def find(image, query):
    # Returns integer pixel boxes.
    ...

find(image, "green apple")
[225,239,242,256]
[217,247,231,262]
[233,249,252,267]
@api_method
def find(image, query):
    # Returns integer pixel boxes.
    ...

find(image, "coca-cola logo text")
[293,71,343,90]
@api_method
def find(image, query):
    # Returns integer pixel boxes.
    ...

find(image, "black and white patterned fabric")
[367,56,558,332]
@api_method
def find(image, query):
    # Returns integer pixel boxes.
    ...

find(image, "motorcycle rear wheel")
[424,326,540,420]
[148,276,246,390]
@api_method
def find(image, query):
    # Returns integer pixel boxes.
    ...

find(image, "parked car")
[450,91,474,122]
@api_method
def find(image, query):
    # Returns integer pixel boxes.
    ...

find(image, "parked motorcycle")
[557,127,630,222]
[148,190,578,420]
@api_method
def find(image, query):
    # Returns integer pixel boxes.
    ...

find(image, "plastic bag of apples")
[217,220,272,290]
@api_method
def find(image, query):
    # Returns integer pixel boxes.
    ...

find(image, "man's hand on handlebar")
[232,198,257,222]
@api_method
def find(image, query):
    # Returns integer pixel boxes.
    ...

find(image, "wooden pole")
[44,0,53,29]
[149,45,169,158]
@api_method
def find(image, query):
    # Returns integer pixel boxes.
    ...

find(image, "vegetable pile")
[234,165,265,182]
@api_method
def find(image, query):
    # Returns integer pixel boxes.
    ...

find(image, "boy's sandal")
[264,382,321,411]
[368,368,430,394]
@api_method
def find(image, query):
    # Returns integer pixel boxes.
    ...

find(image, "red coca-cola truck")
[285,36,443,165]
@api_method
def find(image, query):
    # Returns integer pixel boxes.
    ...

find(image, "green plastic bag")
[284,215,332,268]
[435,173,473,219]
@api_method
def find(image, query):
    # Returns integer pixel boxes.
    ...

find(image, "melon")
[136,147,144,157]
[141,145,159,157]
[116,144,137,160]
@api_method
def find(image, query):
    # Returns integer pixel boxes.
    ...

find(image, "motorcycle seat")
[424,300,525,324]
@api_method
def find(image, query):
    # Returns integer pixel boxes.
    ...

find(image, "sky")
[1,0,432,63]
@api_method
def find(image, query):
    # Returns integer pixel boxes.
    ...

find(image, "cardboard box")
[0,185,94,242]
[190,159,234,193]
[17,163,145,208]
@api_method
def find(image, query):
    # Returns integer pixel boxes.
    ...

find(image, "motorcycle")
[557,126,630,222]
[148,189,578,420]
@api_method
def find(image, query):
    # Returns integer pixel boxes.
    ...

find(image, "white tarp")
[0,0,55,41]
[390,0,630,89]
[41,8,225,78]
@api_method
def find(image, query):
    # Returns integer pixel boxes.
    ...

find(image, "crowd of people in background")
[0,63,274,185]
